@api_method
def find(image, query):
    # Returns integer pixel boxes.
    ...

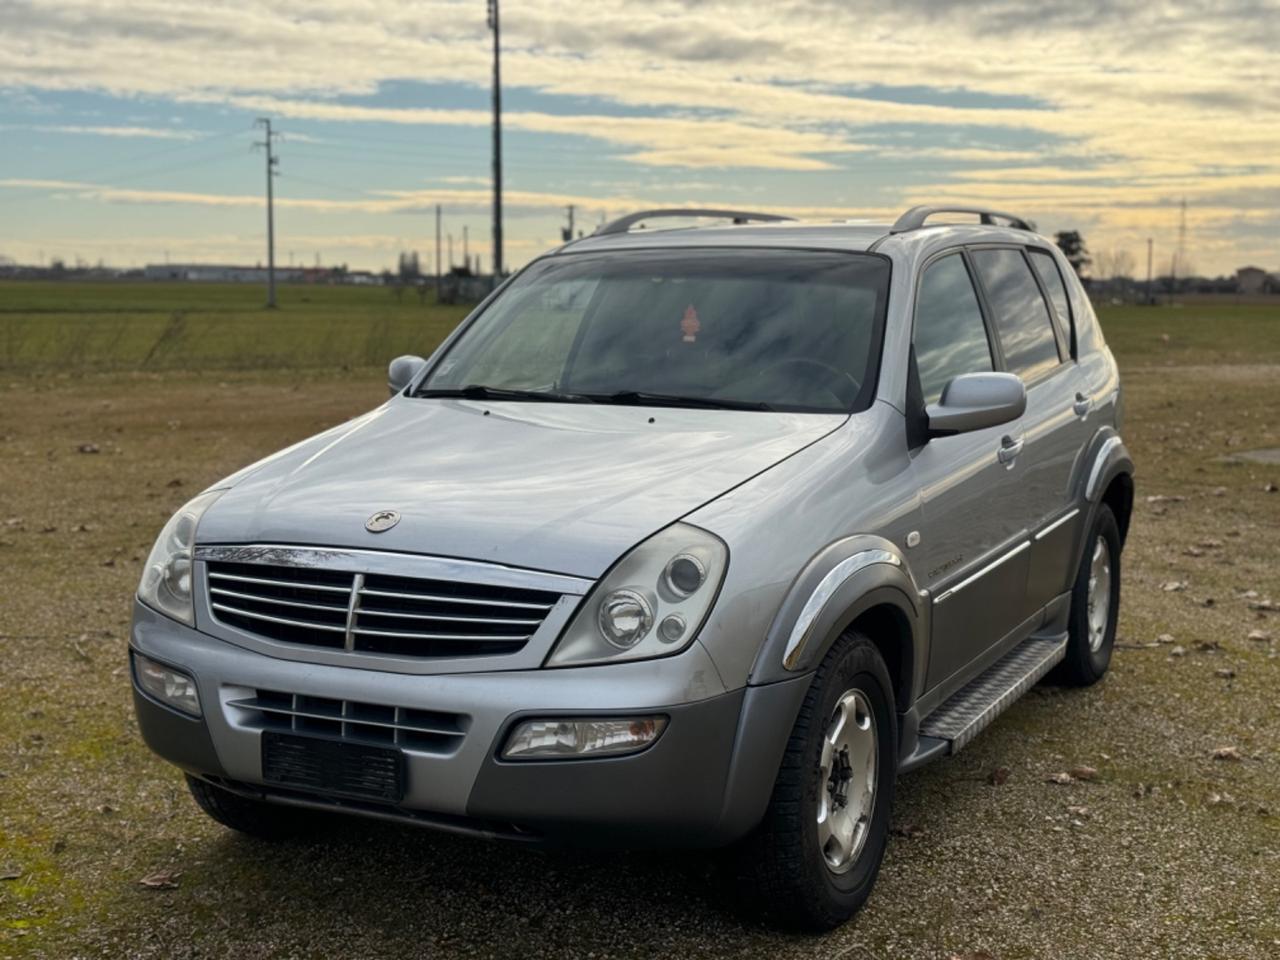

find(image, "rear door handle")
[998,434,1024,465]
[1073,392,1092,417]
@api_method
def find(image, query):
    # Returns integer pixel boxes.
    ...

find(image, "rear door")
[969,246,1087,614]
[910,251,1031,691]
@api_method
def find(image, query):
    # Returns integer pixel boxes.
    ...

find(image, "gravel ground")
[1,360,1277,960]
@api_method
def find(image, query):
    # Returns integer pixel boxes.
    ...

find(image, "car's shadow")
[199,815,787,954]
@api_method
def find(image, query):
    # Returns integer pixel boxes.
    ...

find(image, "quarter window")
[971,248,1061,380]
[913,254,994,405]
[1028,248,1073,355]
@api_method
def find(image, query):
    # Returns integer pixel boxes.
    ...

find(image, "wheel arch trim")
[1082,430,1133,503]
[751,535,925,689]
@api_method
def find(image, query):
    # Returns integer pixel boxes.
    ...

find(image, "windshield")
[419,249,891,413]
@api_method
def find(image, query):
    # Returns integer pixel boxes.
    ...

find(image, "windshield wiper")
[578,390,775,412]
[415,384,592,403]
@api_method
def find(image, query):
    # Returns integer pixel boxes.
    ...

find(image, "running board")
[918,634,1067,754]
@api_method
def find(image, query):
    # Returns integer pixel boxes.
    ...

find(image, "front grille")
[206,560,559,658]
[229,688,468,754]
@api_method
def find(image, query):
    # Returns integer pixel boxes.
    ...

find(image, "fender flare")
[1081,428,1134,504]
[1053,428,1135,600]
[749,534,926,697]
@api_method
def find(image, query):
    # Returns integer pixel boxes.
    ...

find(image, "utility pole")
[254,118,280,308]
[1152,236,1162,304]
[463,225,469,268]
[447,233,454,271]
[435,204,442,302]
[561,205,576,242]
[487,0,503,284]
[1173,196,1187,303]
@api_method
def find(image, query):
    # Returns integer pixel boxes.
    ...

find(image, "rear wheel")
[186,775,321,840]
[732,631,896,931]
[1053,505,1121,686]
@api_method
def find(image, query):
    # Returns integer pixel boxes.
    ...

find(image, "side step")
[918,634,1067,754]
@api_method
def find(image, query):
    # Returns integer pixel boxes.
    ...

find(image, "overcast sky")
[1,0,1277,275]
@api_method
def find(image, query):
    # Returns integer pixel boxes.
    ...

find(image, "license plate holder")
[261,731,405,804]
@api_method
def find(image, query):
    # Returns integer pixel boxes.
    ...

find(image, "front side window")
[420,250,892,413]
[970,248,1062,381]
[913,253,994,405]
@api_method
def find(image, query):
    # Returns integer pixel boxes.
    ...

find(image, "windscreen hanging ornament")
[680,304,701,343]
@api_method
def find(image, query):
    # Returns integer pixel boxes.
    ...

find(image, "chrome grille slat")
[357,587,554,611]
[205,559,560,660]
[355,607,542,626]
[351,626,532,642]
[209,586,349,615]
[211,602,348,633]
[209,571,352,593]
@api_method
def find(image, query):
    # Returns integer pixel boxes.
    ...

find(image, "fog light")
[502,716,667,760]
[133,652,201,717]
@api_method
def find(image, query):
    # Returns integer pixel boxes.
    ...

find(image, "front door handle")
[998,434,1024,465]
[1073,392,1092,417]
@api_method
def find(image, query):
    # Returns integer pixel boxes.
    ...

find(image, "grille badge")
[365,510,401,533]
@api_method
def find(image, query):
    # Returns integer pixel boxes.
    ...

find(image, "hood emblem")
[365,509,401,533]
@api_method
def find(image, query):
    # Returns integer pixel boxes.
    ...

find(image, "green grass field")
[2,281,1278,373]
[1,282,1278,958]
[0,282,471,372]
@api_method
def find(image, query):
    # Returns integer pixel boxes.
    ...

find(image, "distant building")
[1235,266,1271,295]
[143,263,307,283]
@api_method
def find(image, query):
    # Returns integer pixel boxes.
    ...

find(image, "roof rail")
[595,208,795,236]
[890,205,1033,234]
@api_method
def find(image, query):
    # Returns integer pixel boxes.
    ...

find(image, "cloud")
[0,0,1276,271]
[227,95,862,170]
[32,124,204,141]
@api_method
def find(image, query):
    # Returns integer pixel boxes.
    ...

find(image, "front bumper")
[131,600,809,847]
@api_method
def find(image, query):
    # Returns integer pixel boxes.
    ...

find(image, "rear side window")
[1027,248,1073,354]
[913,254,994,404]
[971,248,1061,381]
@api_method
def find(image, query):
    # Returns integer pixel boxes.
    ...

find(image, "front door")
[909,251,1031,691]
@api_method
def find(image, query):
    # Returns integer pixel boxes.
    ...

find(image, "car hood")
[198,398,845,578]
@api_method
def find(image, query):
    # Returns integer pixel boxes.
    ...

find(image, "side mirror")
[387,355,427,396]
[926,372,1025,436]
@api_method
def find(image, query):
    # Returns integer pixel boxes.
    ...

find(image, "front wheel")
[731,631,897,931]
[186,775,323,840]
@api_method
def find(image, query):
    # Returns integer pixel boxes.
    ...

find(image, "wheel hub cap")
[1086,535,1112,653]
[817,689,877,874]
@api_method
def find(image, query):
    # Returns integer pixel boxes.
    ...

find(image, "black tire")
[1053,504,1121,686]
[731,631,897,931]
[186,775,320,840]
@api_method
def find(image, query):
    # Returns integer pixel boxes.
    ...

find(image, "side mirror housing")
[926,372,1026,436]
[387,355,427,396]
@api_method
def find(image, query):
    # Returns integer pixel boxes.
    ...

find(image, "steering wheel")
[759,357,861,407]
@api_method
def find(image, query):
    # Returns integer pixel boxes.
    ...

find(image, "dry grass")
[1,311,1278,958]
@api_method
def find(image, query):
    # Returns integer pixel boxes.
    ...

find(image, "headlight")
[137,488,226,626]
[546,523,727,667]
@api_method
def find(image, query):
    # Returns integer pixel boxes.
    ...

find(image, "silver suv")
[131,205,1134,930]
